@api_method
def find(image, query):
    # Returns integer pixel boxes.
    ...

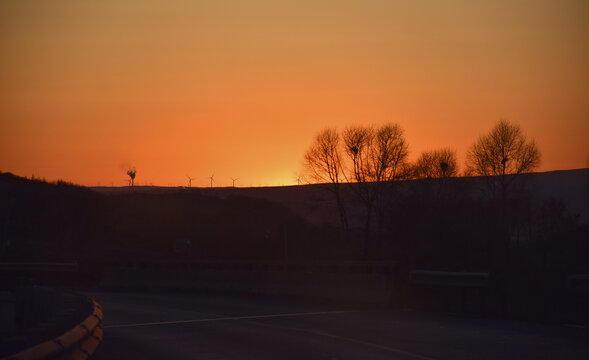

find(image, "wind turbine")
[208,173,215,188]
[187,175,193,188]
[230,177,239,187]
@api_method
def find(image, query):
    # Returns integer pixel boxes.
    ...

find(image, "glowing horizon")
[1,1,588,187]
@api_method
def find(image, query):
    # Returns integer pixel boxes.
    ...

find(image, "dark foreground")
[89,292,589,360]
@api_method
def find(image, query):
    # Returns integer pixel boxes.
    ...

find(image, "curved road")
[89,292,589,360]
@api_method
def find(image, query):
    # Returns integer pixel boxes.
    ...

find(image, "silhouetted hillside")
[96,190,346,261]
[0,172,100,260]
[2,169,588,272]
[94,169,589,229]
[3,170,589,322]
[0,172,346,262]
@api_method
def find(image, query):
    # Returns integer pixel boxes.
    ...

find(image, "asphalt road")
[89,292,589,360]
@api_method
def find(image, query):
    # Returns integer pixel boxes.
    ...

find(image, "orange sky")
[1,0,588,187]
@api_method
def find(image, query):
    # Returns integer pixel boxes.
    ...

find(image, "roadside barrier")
[101,260,397,306]
[0,263,80,290]
[407,270,489,314]
[410,270,489,287]
[107,260,397,274]
[567,274,589,293]
[2,295,103,360]
[0,263,78,273]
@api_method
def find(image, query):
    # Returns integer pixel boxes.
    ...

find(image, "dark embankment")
[0,286,102,358]
[0,172,347,269]
[1,170,588,323]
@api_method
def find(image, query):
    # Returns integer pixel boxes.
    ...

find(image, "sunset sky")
[1,0,588,187]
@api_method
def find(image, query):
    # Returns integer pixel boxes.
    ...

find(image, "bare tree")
[343,124,408,186]
[369,124,409,253]
[369,124,409,183]
[343,125,372,184]
[343,123,409,255]
[413,148,458,179]
[304,128,348,230]
[343,125,374,252]
[127,168,136,187]
[466,119,540,199]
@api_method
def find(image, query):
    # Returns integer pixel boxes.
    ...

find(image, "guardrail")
[410,270,489,287]
[101,260,397,306]
[0,263,83,290]
[1,295,103,360]
[106,260,397,274]
[567,274,589,293]
[0,263,79,273]
[407,270,489,314]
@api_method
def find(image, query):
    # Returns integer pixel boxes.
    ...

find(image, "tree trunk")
[363,203,372,258]
[333,183,348,231]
